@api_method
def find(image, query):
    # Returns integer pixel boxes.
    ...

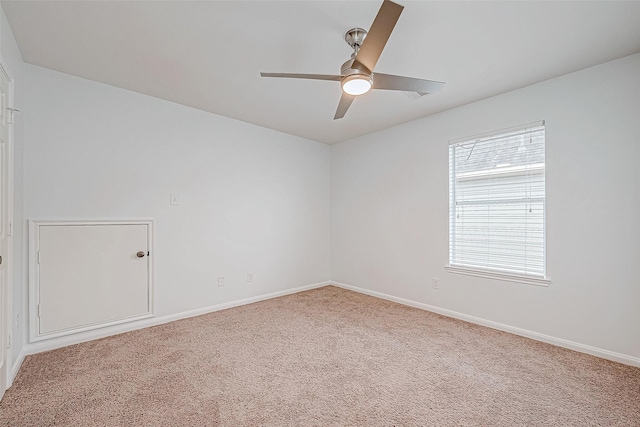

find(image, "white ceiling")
[3,1,640,144]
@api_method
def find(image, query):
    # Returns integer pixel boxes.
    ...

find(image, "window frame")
[446,121,550,287]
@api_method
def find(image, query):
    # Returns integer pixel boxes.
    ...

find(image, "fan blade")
[334,93,356,120]
[353,0,404,73]
[260,72,342,81]
[372,73,445,94]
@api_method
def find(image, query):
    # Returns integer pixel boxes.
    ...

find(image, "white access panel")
[31,221,153,340]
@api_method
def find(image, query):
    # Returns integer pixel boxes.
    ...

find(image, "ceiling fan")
[260,0,445,120]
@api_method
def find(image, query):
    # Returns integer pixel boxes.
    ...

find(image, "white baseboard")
[10,349,26,384]
[16,279,639,380]
[330,281,640,368]
[22,280,330,360]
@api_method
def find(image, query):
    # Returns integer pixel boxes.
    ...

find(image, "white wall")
[331,54,640,362]
[0,5,25,374]
[24,65,330,324]
[10,32,640,372]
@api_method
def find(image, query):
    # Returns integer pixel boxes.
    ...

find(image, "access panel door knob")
[136,251,146,258]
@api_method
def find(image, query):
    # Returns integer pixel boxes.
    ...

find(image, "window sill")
[444,265,550,287]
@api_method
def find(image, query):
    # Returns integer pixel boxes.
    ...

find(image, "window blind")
[449,123,546,278]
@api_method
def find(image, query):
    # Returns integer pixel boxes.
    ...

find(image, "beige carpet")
[1,286,638,426]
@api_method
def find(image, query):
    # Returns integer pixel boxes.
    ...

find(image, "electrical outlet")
[247,272,254,282]
[433,277,440,290]
[218,276,225,287]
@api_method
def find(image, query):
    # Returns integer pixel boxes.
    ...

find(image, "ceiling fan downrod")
[345,27,367,56]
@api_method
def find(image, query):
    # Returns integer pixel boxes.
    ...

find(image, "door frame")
[0,58,15,395]
[28,219,154,343]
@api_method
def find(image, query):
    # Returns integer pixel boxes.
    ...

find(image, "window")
[447,121,548,286]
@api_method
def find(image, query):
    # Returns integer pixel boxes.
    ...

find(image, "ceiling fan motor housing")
[340,57,373,95]
[341,58,371,78]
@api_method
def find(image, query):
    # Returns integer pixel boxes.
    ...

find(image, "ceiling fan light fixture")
[342,74,373,96]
